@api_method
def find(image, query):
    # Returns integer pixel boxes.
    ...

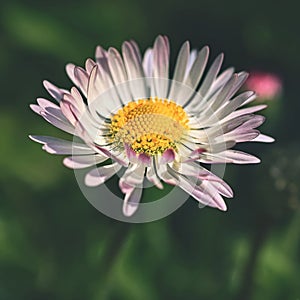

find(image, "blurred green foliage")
[0,0,300,299]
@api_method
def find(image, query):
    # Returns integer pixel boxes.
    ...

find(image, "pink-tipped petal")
[217,150,261,164]
[63,154,108,169]
[30,104,42,115]
[184,147,206,162]
[209,180,234,198]
[142,48,153,77]
[94,146,128,167]
[37,98,59,110]
[160,149,175,164]
[119,164,145,191]
[138,153,151,166]
[155,162,178,185]
[85,58,96,74]
[251,134,275,143]
[84,162,122,187]
[87,65,100,103]
[146,166,164,190]
[95,45,110,73]
[198,53,224,97]
[60,100,77,126]
[43,80,66,102]
[40,112,75,135]
[74,67,89,96]
[122,187,142,217]
[119,180,135,194]
[152,35,170,97]
[124,144,138,163]
[177,175,227,211]
[66,63,76,84]
[29,135,94,155]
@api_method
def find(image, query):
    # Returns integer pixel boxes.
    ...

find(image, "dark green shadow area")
[1,0,300,299]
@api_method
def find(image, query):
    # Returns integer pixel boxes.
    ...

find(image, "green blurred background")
[1,0,300,299]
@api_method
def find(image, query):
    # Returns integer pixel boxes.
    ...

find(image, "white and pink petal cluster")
[30,35,274,216]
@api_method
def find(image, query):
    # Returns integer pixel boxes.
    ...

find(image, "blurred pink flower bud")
[246,72,282,100]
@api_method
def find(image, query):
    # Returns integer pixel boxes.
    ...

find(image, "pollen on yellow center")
[109,97,189,156]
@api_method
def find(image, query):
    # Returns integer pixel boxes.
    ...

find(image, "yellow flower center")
[109,97,189,156]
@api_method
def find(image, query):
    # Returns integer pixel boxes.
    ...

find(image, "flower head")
[245,71,282,100]
[30,35,274,217]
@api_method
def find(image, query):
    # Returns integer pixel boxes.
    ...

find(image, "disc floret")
[109,97,189,156]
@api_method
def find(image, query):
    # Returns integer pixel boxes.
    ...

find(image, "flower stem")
[235,215,273,300]
[96,223,132,300]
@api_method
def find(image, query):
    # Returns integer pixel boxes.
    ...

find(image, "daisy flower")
[30,35,274,217]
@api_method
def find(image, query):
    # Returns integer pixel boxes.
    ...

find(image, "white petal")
[30,104,43,115]
[37,98,59,110]
[209,180,233,198]
[41,112,75,135]
[201,72,248,111]
[251,134,275,143]
[122,41,148,99]
[219,130,259,143]
[60,99,78,126]
[207,67,235,98]
[43,141,93,155]
[43,80,67,102]
[181,46,210,107]
[137,153,151,166]
[142,48,153,78]
[168,41,190,100]
[184,49,197,78]
[212,114,254,135]
[94,146,129,167]
[63,154,108,169]
[84,162,122,187]
[95,45,110,73]
[200,72,239,112]
[152,35,170,98]
[70,87,86,112]
[74,67,89,97]
[160,149,176,164]
[122,187,143,217]
[170,161,223,183]
[201,150,261,164]
[29,135,95,155]
[88,65,123,119]
[66,64,89,97]
[206,140,237,153]
[185,46,209,89]
[87,65,101,103]
[66,63,76,86]
[177,175,227,211]
[239,115,265,129]
[60,96,99,139]
[34,98,74,135]
[200,181,228,210]
[213,91,256,122]
[155,161,178,185]
[119,163,145,189]
[128,40,142,62]
[222,104,267,122]
[107,47,132,104]
[43,105,69,122]
[85,58,96,74]
[146,165,163,189]
[198,53,223,97]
